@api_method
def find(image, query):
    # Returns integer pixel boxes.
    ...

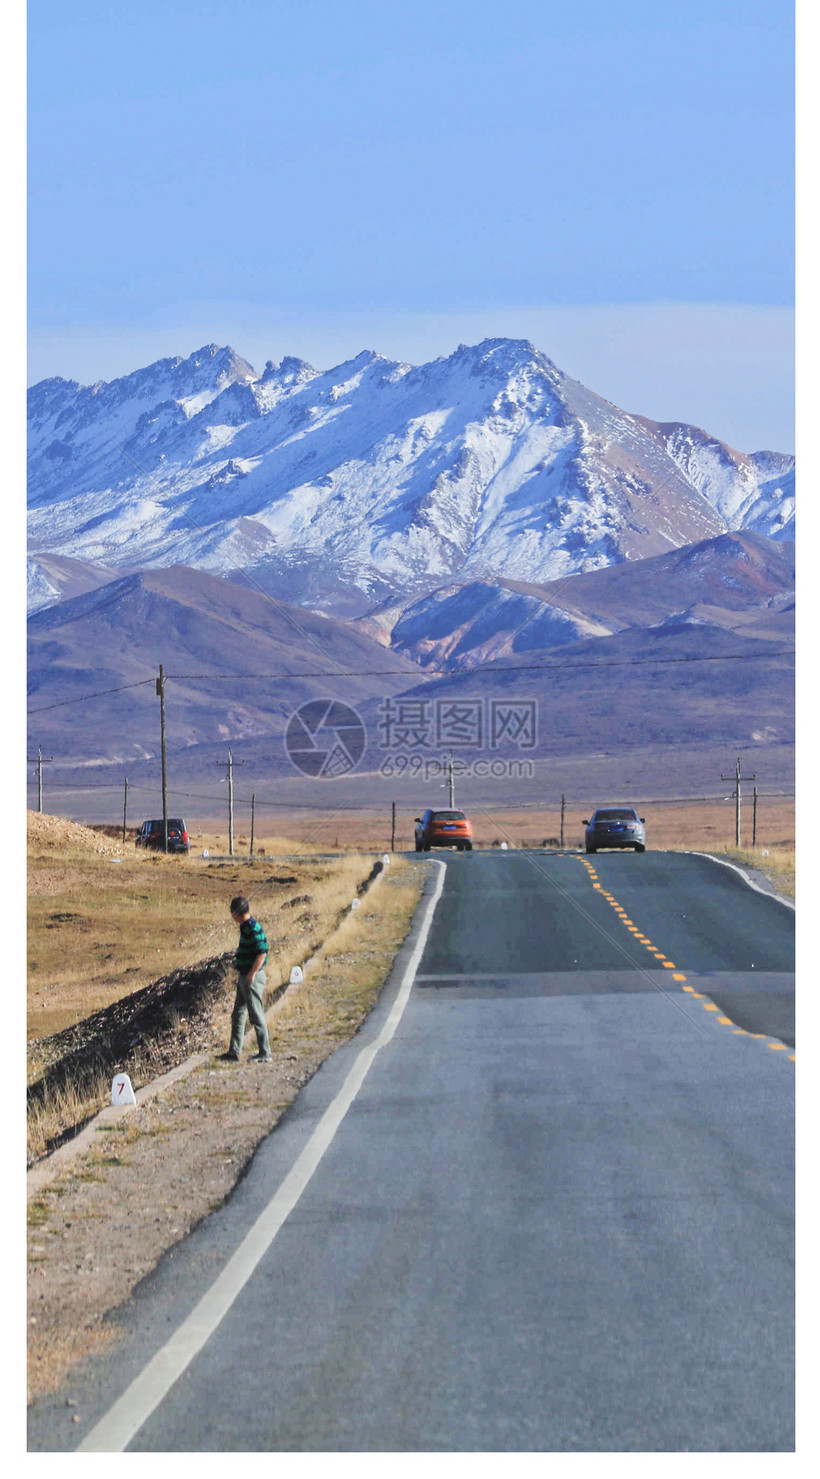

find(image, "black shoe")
[250,1052,272,1063]
[218,1051,239,1061]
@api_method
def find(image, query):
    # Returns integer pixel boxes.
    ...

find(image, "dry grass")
[267,863,424,1050]
[27,861,425,1405]
[716,845,796,899]
[194,798,796,856]
[28,813,380,1160]
[26,1027,224,1167]
[465,799,796,855]
[28,816,375,1040]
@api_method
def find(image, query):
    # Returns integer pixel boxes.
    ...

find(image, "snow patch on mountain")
[636,420,795,540]
[28,338,795,614]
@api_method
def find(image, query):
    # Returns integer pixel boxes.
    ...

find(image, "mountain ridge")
[28,338,794,617]
[27,564,420,765]
[27,534,793,778]
[351,530,794,671]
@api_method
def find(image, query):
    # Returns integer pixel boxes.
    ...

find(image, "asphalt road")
[32,849,795,1453]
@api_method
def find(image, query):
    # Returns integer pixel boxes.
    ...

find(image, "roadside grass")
[264,863,424,1052]
[716,845,795,900]
[27,860,425,1405]
[26,1032,215,1166]
[182,826,341,857]
[28,839,374,1040]
[27,845,379,1162]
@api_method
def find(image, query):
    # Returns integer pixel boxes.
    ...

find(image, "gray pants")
[229,968,271,1057]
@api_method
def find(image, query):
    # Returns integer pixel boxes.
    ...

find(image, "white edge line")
[77,859,448,1453]
[687,851,795,912]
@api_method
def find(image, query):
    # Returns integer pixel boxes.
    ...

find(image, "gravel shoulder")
[27,860,427,1409]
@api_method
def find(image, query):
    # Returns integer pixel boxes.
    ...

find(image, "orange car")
[414,808,473,852]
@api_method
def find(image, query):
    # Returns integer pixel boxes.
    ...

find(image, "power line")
[27,678,157,714]
[26,778,794,809]
[168,649,795,679]
[26,646,795,715]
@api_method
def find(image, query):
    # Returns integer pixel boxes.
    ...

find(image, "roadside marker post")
[110,1073,136,1107]
[289,966,303,985]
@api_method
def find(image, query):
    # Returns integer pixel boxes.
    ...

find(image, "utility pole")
[448,750,455,809]
[156,665,168,853]
[216,748,244,856]
[250,793,255,859]
[27,744,54,813]
[391,801,396,853]
[122,776,129,845]
[560,793,566,849]
[721,756,756,848]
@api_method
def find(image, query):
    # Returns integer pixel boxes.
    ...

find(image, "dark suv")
[135,818,190,853]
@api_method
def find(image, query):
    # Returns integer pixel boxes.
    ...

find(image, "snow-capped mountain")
[27,338,795,616]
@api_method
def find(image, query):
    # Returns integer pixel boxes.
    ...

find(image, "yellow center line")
[572,863,793,1066]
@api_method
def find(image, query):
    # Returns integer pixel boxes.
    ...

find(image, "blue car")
[582,807,646,854]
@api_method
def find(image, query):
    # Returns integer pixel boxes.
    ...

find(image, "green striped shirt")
[235,916,268,974]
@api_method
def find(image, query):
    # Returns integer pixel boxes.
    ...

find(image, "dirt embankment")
[27,811,125,857]
[27,952,234,1148]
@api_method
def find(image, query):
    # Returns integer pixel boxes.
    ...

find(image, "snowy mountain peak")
[28,337,795,615]
[261,355,317,385]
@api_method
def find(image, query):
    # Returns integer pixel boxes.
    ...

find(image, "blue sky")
[27,0,795,450]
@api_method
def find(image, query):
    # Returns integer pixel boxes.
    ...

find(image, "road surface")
[31,849,794,1452]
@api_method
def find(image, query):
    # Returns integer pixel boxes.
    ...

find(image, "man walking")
[222,895,272,1063]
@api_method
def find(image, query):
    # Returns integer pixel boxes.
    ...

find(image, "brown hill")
[355,617,794,760]
[27,565,418,764]
[352,531,794,672]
